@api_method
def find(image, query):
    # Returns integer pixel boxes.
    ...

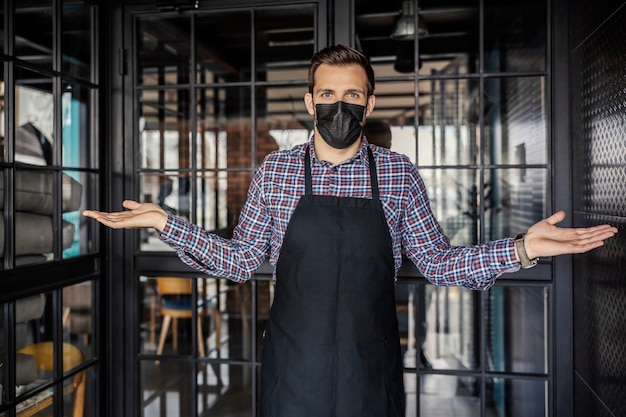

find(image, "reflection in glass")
[198,364,254,416]
[484,0,547,73]
[419,169,479,246]
[255,85,309,150]
[486,377,547,416]
[487,286,548,374]
[63,281,94,361]
[484,76,547,165]
[196,11,251,84]
[62,83,97,169]
[62,1,93,81]
[14,0,53,69]
[138,16,191,86]
[418,79,479,167]
[139,89,191,170]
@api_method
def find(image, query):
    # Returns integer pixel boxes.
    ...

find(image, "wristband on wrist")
[514,233,538,269]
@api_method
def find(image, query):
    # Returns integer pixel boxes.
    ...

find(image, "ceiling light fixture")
[390,1,429,41]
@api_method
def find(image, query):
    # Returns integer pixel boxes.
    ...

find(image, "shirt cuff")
[490,237,522,275]
[159,214,191,249]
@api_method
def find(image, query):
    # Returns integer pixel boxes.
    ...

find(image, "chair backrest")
[18,341,84,372]
[156,277,193,296]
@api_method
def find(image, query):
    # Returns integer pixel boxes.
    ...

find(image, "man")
[84,44,617,417]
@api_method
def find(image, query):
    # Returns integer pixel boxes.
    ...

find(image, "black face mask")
[315,101,366,149]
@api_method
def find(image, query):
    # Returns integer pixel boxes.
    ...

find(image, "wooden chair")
[16,342,86,417]
[155,277,221,358]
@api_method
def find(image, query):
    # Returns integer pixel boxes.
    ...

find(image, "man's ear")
[365,95,376,117]
[304,93,315,116]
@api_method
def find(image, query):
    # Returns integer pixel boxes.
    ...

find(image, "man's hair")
[308,44,375,96]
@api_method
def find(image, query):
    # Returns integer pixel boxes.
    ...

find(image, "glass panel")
[15,69,54,166]
[0,0,4,55]
[141,360,194,416]
[140,172,192,222]
[486,377,547,417]
[62,281,94,361]
[224,171,252,231]
[0,75,5,162]
[140,89,191,170]
[66,366,93,417]
[62,0,93,81]
[394,282,429,370]
[424,285,481,372]
[62,170,88,258]
[14,293,52,397]
[195,171,228,234]
[485,168,547,241]
[484,0,547,73]
[197,364,254,416]
[15,168,56,265]
[255,6,315,81]
[419,169,479,246]
[367,81,417,134]
[218,280,255,361]
[138,16,192,86]
[487,285,548,374]
[196,86,252,169]
[195,11,251,84]
[484,76,547,165]
[14,0,53,70]
[419,373,481,417]
[140,277,226,359]
[62,82,97,169]
[256,85,309,150]
[418,79,480,167]
[356,1,480,76]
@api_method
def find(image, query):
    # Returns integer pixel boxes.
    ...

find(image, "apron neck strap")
[304,145,380,201]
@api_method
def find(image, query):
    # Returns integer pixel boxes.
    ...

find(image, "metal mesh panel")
[571,4,626,417]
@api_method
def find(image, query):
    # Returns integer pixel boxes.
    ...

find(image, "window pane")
[484,76,547,165]
[62,281,94,361]
[62,1,93,81]
[486,377,547,417]
[141,360,194,416]
[195,11,251,84]
[424,285,481,372]
[356,2,480,76]
[419,168,479,246]
[487,285,548,374]
[14,0,53,70]
[198,364,255,415]
[486,168,547,240]
[255,6,315,81]
[196,171,228,233]
[484,0,547,73]
[62,170,88,259]
[418,79,480,166]
[418,373,481,417]
[256,85,309,151]
[62,82,97,169]
[139,89,191,170]
[14,293,53,397]
[15,69,54,166]
[138,16,191,86]
[14,168,55,264]
[196,86,252,169]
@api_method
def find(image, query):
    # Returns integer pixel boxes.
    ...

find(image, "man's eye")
[321,92,332,98]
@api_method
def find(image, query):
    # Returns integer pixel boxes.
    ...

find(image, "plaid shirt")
[161,137,520,289]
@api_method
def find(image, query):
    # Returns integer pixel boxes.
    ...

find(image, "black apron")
[260,146,405,417]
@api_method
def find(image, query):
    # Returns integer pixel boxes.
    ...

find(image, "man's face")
[304,63,375,117]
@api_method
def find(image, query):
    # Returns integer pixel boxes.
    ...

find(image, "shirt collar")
[306,135,370,167]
